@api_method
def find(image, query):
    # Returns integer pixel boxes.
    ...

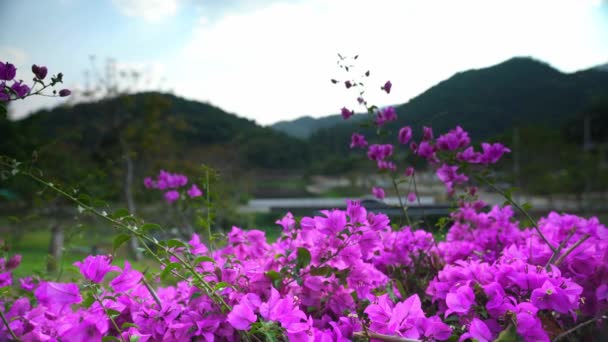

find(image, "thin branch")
[0,309,20,341]
[480,176,557,253]
[545,228,576,268]
[555,234,591,266]
[353,331,421,342]
[140,271,163,310]
[552,314,607,342]
[391,175,412,227]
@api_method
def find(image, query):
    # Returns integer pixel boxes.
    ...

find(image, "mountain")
[303,57,608,156]
[594,63,608,72]
[1,92,312,200]
[271,114,365,139]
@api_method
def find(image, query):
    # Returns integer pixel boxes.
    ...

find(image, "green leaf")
[129,336,141,342]
[111,208,130,219]
[103,295,117,302]
[214,282,230,291]
[395,279,407,299]
[193,256,215,265]
[82,294,95,308]
[296,247,311,269]
[167,239,187,249]
[102,337,121,342]
[521,202,533,212]
[160,263,181,281]
[112,234,131,252]
[141,223,161,232]
[494,324,523,342]
[265,270,281,281]
[122,322,139,330]
[309,266,332,276]
[105,308,121,317]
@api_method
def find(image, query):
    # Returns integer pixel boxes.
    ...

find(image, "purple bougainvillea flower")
[6,254,22,270]
[11,81,30,98]
[74,255,120,283]
[31,64,48,80]
[404,166,415,177]
[437,126,470,151]
[350,133,368,149]
[460,318,493,342]
[445,285,475,317]
[341,107,354,119]
[227,301,257,330]
[61,316,108,342]
[479,142,511,164]
[374,106,397,126]
[110,261,143,292]
[372,187,385,200]
[381,80,392,94]
[35,281,82,306]
[164,190,180,203]
[19,277,35,291]
[0,62,17,80]
[398,126,412,145]
[407,192,416,203]
[187,184,203,198]
[276,212,295,232]
[422,126,434,141]
[0,272,11,287]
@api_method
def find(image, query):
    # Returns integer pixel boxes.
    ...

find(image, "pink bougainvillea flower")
[110,261,143,292]
[35,281,82,306]
[74,255,120,283]
[31,64,48,80]
[187,184,203,198]
[398,126,412,144]
[372,187,385,200]
[0,62,16,80]
[407,192,416,203]
[164,190,180,203]
[350,133,368,149]
[381,80,392,94]
[341,107,354,119]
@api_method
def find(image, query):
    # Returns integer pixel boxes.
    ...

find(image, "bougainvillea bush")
[1,59,607,342]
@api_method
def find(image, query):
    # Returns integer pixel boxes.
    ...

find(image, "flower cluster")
[0,60,70,102]
[2,197,605,341]
[144,170,203,203]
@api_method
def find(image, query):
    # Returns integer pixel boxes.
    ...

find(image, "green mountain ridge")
[300,57,608,157]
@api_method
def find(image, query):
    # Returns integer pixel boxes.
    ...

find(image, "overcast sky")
[1,0,607,125]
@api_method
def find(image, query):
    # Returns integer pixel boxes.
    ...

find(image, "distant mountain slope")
[271,114,365,139]
[305,57,608,155]
[5,92,311,171]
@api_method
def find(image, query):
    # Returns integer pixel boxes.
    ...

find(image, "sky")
[1,0,607,125]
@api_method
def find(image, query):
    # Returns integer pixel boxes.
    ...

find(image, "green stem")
[92,292,126,342]
[0,161,230,312]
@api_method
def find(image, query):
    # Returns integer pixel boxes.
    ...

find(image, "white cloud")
[168,0,608,125]
[111,0,179,21]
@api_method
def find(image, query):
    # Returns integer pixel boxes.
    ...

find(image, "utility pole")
[513,127,520,203]
[583,116,592,213]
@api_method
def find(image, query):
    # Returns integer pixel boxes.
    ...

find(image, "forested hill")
[2,92,310,171]
[283,57,608,156]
